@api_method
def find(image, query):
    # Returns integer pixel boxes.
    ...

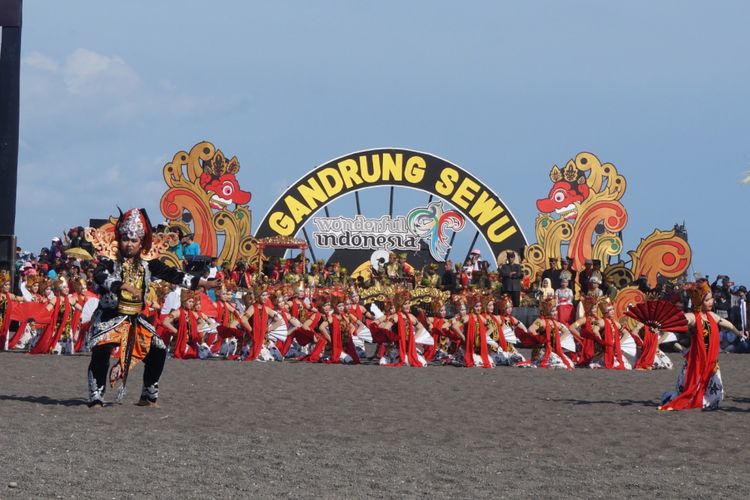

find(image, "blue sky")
[13,1,750,284]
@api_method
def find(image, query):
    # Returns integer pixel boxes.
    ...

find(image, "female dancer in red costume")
[317,295,360,364]
[240,287,284,362]
[585,298,631,370]
[379,289,426,367]
[1,271,25,350]
[521,297,575,369]
[30,277,78,355]
[483,295,525,366]
[660,282,746,411]
[71,278,96,353]
[162,290,202,359]
[420,298,460,363]
[568,294,601,367]
[456,294,493,368]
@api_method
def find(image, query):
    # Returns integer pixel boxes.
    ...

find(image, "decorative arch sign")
[255,148,528,265]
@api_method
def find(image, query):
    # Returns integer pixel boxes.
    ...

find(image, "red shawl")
[386,312,423,367]
[291,299,312,323]
[245,304,268,361]
[576,317,597,366]
[283,311,321,357]
[350,305,364,322]
[30,296,71,355]
[634,326,659,369]
[660,313,720,411]
[173,308,200,359]
[602,319,626,370]
[324,315,361,365]
[464,313,491,368]
[539,319,573,370]
[0,293,15,349]
[484,314,509,352]
[72,294,88,352]
[422,314,442,362]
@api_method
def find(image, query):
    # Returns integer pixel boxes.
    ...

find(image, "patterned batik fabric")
[661,361,724,410]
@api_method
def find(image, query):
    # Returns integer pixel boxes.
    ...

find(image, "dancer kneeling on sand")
[379,289,427,367]
[240,287,284,362]
[586,298,632,370]
[317,292,360,364]
[483,294,526,366]
[29,277,79,355]
[162,290,207,359]
[659,282,747,411]
[86,208,219,408]
[452,293,494,368]
[0,271,25,350]
[518,297,575,369]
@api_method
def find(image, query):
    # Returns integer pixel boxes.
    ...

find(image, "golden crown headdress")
[539,296,557,317]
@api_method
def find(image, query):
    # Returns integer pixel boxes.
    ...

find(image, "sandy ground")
[1,350,749,499]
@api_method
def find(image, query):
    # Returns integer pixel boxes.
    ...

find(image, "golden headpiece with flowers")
[685,281,712,312]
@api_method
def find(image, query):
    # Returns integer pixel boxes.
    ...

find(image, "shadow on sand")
[0,394,88,407]
[547,398,660,408]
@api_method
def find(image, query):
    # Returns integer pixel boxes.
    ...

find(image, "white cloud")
[62,48,140,96]
[23,51,59,72]
[21,48,213,126]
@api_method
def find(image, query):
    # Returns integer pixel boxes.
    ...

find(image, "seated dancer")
[660,282,746,411]
[454,293,494,368]
[317,293,360,364]
[71,277,95,353]
[346,290,373,358]
[483,294,525,366]
[568,293,602,367]
[585,298,631,370]
[379,289,427,367]
[30,277,78,355]
[0,271,25,350]
[630,309,674,370]
[420,298,460,363]
[519,297,575,369]
[240,287,284,362]
[282,292,324,359]
[369,299,399,361]
[213,281,242,356]
[162,290,205,359]
[86,208,217,407]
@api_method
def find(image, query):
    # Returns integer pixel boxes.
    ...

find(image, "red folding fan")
[624,300,688,333]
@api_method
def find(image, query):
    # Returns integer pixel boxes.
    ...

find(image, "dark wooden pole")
[0,0,22,235]
[0,0,22,278]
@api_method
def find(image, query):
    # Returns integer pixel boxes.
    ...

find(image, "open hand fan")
[414,324,434,346]
[369,303,384,319]
[624,300,688,333]
[501,325,519,344]
[619,333,637,359]
[268,324,288,342]
[659,332,678,344]
[355,324,373,343]
[560,332,576,352]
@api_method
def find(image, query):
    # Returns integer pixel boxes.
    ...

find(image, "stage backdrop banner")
[256,148,528,266]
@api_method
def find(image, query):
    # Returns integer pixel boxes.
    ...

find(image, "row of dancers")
[1,270,678,372]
